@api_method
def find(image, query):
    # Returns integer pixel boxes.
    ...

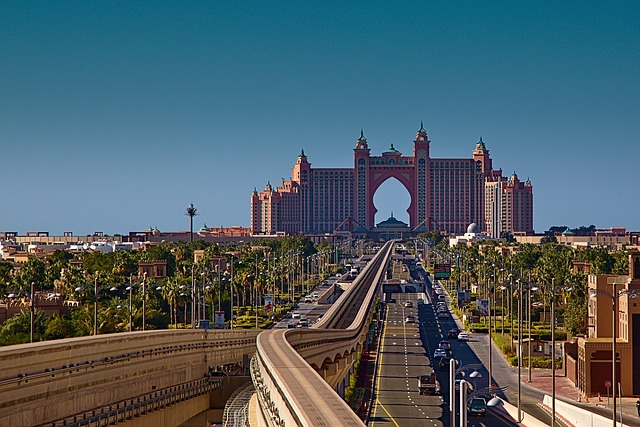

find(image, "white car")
[457,332,470,341]
[404,301,413,308]
[291,311,301,319]
[405,315,416,324]
[433,348,447,359]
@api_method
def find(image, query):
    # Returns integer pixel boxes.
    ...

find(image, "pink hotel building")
[251,125,533,237]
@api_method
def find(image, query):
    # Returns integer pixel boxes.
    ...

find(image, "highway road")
[370,293,444,427]
[371,270,518,426]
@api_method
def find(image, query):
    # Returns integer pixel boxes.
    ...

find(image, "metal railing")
[45,376,222,427]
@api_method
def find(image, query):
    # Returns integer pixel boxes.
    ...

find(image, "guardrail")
[251,241,394,426]
[46,376,223,427]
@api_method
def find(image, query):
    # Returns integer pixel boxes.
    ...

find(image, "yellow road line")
[377,401,401,427]
[372,306,401,427]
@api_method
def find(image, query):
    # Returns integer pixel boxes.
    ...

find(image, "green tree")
[16,257,47,291]
[185,202,198,243]
[45,315,76,339]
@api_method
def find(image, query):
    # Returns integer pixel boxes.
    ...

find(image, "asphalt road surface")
[371,288,518,427]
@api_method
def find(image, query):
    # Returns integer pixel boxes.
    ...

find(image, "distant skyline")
[2,2,639,236]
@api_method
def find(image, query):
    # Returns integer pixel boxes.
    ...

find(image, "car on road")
[433,348,447,359]
[438,294,446,301]
[287,322,297,328]
[304,296,313,303]
[389,298,396,303]
[417,298,424,304]
[405,315,416,324]
[299,318,309,327]
[447,328,460,339]
[437,311,448,319]
[291,311,301,319]
[438,340,451,351]
[457,332,470,341]
[467,397,487,415]
[438,356,453,371]
[404,301,413,308]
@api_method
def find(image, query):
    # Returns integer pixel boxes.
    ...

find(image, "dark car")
[439,356,453,371]
[467,397,487,415]
[447,328,460,339]
[439,340,452,351]
[389,298,396,303]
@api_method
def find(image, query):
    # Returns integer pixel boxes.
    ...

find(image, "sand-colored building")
[567,250,640,396]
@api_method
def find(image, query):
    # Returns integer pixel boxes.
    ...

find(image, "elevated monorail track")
[252,241,394,426]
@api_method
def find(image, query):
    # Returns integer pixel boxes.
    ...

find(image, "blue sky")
[1,2,639,236]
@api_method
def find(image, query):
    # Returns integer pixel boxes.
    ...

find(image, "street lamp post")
[75,276,117,336]
[528,285,539,382]
[30,282,35,343]
[142,272,147,331]
[590,285,638,427]
[450,360,482,427]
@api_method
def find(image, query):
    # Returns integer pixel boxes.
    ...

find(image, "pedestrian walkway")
[522,368,640,426]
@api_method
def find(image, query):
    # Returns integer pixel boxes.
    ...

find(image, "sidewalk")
[522,368,640,426]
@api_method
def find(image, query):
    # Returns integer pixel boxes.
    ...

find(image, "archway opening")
[373,178,411,226]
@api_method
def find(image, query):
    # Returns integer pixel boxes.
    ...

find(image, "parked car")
[467,397,487,416]
[457,332,470,341]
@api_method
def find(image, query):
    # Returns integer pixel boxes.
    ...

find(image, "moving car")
[405,315,416,324]
[467,397,487,415]
[299,318,309,327]
[291,311,301,319]
[438,340,451,351]
[418,370,440,395]
[404,301,413,308]
[389,298,397,303]
[437,311,448,319]
[433,348,447,359]
[447,328,460,339]
[457,332,470,341]
[438,356,453,371]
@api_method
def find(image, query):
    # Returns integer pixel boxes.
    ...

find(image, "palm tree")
[185,203,198,243]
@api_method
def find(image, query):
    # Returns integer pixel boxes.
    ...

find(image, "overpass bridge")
[0,242,394,427]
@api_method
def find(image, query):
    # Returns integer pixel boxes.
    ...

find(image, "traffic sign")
[605,380,612,388]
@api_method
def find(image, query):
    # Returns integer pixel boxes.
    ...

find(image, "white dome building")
[449,223,494,246]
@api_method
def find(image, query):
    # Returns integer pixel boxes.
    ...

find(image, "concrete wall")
[0,329,258,426]
[543,394,630,427]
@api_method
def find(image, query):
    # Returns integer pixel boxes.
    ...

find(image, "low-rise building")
[568,250,640,396]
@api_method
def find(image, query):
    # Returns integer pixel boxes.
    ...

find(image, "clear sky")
[2,1,639,236]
